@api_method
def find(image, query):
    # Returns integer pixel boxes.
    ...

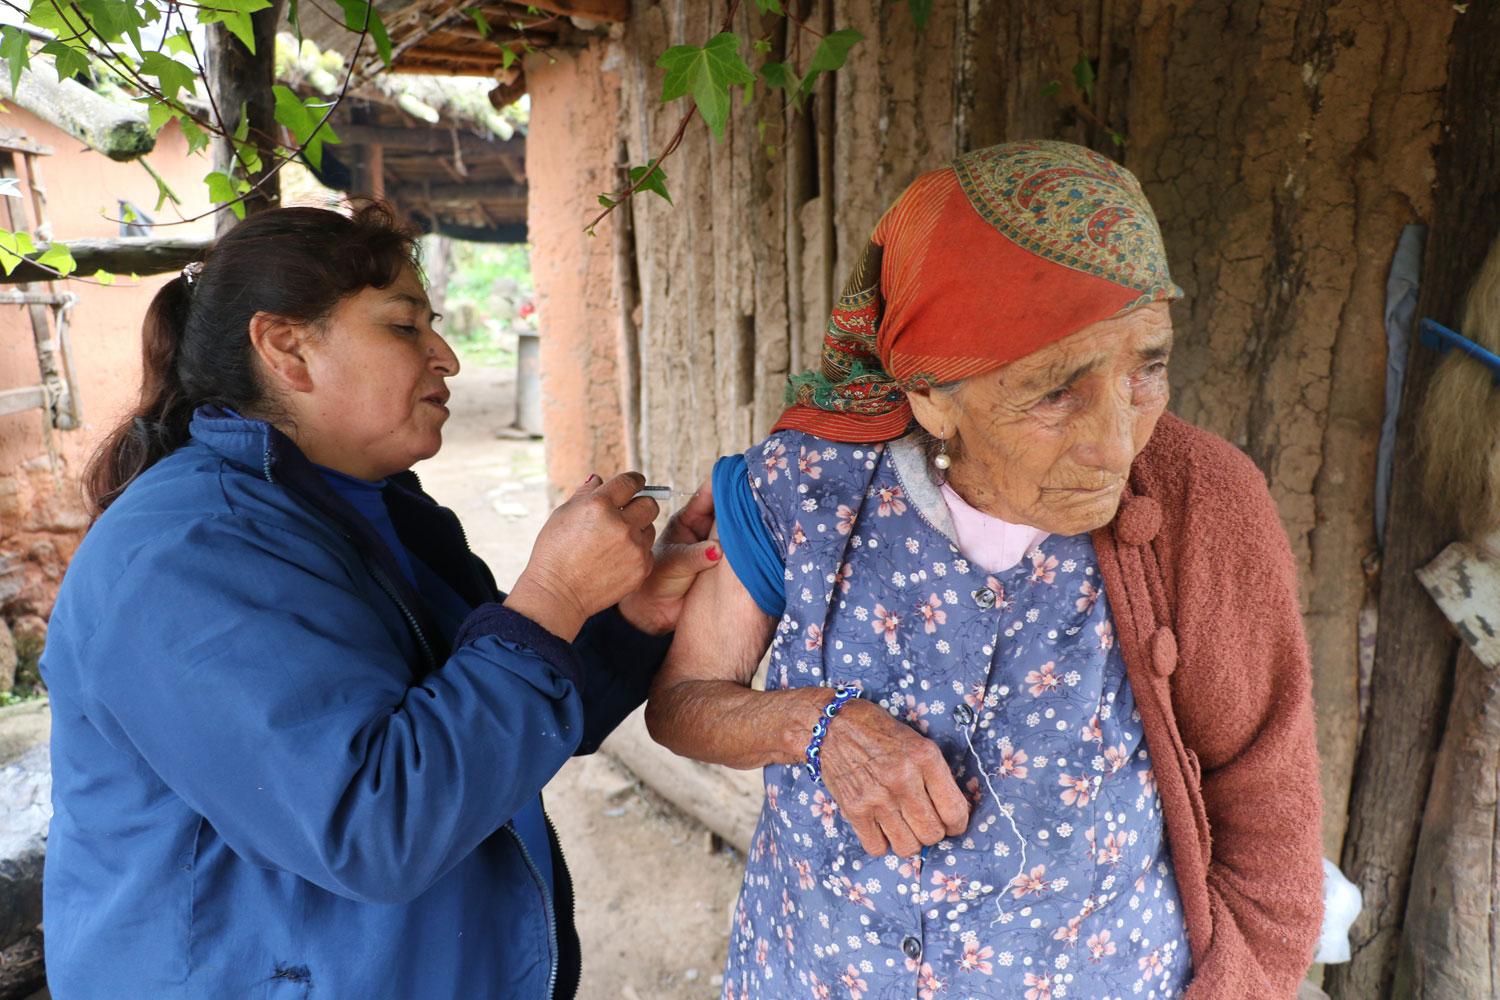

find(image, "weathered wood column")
[1325,1,1500,995]
[207,1,287,235]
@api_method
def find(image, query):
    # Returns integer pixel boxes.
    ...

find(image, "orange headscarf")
[775,140,1183,442]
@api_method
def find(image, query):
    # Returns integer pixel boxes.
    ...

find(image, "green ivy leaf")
[162,31,194,56]
[286,0,301,40]
[35,243,76,277]
[501,46,517,71]
[596,193,615,209]
[273,84,340,169]
[196,0,274,54]
[759,60,799,93]
[657,32,755,140]
[92,268,116,284]
[180,118,210,155]
[40,40,90,81]
[144,97,177,136]
[1040,79,1061,97]
[752,37,772,55]
[470,8,490,38]
[204,171,251,219]
[0,229,36,274]
[796,27,862,103]
[336,0,392,66]
[1072,55,1096,102]
[138,52,196,103]
[0,27,30,95]
[751,0,783,12]
[629,160,671,205]
[906,0,932,31]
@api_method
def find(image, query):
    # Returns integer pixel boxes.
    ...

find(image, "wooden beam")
[334,123,522,159]
[8,64,153,162]
[0,386,46,418]
[0,236,212,285]
[388,180,526,202]
[521,0,628,22]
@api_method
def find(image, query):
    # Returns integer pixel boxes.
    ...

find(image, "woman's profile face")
[298,266,459,479]
[912,302,1173,536]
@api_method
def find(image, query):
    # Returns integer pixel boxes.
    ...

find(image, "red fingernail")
[582,474,598,486]
[707,546,720,562]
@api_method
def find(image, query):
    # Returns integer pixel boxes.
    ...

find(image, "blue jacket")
[41,408,668,999]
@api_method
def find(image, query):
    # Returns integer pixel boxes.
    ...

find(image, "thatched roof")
[279,36,529,240]
[298,0,625,80]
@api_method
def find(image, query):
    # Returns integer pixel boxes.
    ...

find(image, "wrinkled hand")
[505,472,658,641]
[619,476,719,635]
[819,699,971,856]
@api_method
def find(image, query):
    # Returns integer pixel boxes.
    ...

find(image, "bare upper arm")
[657,545,777,689]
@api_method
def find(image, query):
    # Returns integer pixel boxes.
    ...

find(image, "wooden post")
[1393,535,1500,997]
[206,0,287,236]
[1324,3,1500,996]
[366,142,386,200]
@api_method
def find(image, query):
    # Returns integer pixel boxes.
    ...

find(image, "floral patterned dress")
[722,430,1192,1000]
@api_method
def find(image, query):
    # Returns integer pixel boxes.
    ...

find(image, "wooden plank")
[0,386,45,417]
[387,180,526,202]
[333,123,522,158]
[1417,535,1500,669]
[0,237,212,285]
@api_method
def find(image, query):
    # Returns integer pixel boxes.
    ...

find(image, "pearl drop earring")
[934,439,952,470]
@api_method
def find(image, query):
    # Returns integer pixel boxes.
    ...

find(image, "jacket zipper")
[506,822,559,999]
[543,809,576,998]
[367,561,438,672]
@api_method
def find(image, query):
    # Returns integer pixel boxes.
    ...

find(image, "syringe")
[631,485,701,502]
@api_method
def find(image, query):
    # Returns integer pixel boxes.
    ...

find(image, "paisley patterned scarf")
[775,140,1183,442]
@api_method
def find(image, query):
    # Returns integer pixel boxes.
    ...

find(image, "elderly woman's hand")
[820,699,972,856]
[504,472,660,642]
[618,477,720,635]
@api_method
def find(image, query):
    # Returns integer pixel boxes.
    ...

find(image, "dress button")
[953,703,975,727]
[972,587,996,609]
[901,935,922,960]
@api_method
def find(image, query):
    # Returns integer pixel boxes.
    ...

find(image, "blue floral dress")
[720,431,1191,1000]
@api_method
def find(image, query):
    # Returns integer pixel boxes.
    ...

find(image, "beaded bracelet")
[805,684,860,783]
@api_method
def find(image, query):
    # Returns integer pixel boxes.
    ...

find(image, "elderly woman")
[647,141,1323,999]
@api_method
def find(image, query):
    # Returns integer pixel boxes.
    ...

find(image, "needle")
[632,485,701,501]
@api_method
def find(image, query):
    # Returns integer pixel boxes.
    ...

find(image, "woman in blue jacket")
[40,203,718,999]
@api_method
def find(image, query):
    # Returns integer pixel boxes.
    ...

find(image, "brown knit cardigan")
[1090,412,1325,998]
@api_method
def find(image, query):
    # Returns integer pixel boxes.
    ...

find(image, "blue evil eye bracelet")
[805,684,860,783]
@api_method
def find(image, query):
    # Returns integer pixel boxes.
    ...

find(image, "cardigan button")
[901,935,923,960]
[972,587,997,609]
[953,703,975,727]
[1151,627,1178,677]
[1115,496,1162,546]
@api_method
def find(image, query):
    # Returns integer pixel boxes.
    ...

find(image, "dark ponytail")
[85,201,421,514]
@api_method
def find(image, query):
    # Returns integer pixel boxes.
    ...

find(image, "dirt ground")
[413,364,743,1000]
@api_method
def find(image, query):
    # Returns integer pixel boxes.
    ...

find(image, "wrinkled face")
[298,267,459,480]
[908,302,1173,536]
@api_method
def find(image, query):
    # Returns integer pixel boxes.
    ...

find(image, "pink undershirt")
[939,482,1051,574]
